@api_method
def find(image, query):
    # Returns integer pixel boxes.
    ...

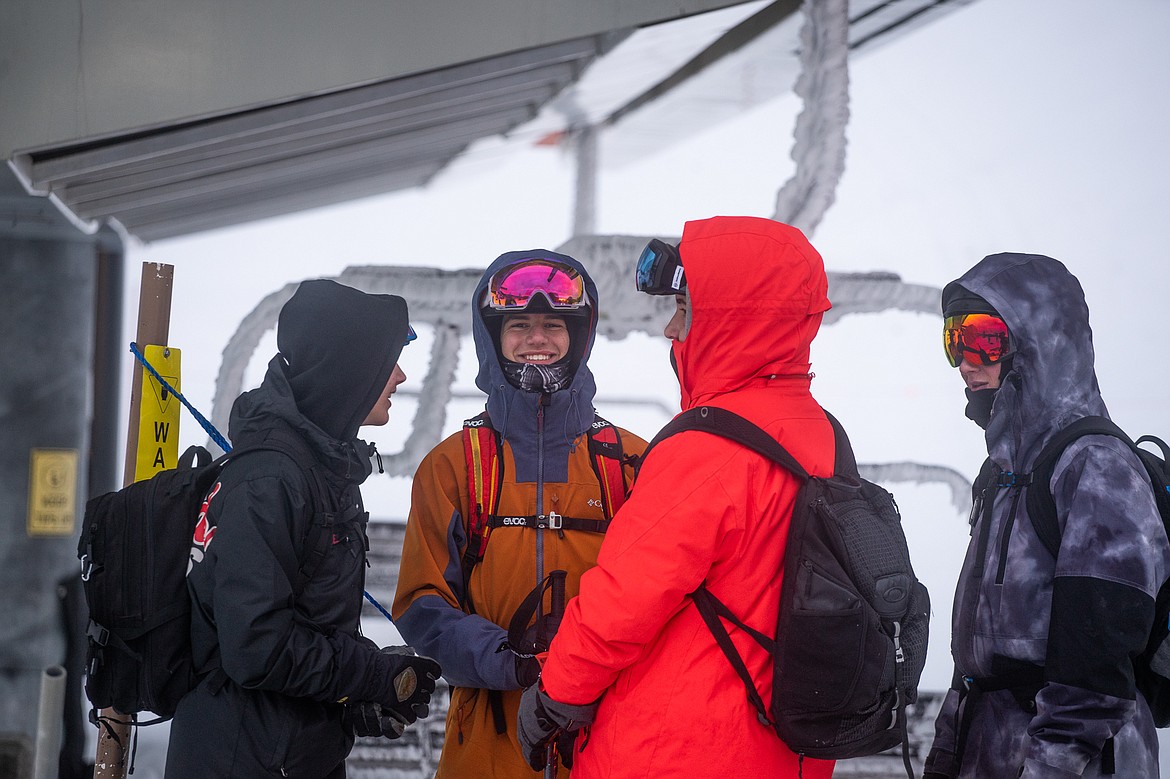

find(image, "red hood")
[673,216,830,409]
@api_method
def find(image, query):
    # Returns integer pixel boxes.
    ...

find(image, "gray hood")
[951,252,1109,470]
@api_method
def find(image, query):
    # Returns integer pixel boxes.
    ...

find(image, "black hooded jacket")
[166,280,411,779]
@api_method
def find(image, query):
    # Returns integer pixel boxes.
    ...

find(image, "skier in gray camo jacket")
[924,252,1170,778]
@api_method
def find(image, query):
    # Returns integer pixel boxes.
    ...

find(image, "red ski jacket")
[541,216,838,778]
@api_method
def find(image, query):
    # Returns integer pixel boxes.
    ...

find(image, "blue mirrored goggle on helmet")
[404,324,417,346]
[635,239,686,296]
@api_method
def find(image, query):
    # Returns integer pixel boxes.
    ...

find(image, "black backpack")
[976,415,1170,725]
[644,406,929,778]
[77,435,332,726]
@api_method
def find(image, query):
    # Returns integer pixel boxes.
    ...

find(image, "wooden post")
[93,262,173,779]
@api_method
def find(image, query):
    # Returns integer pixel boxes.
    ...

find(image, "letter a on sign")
[135,345,182,482]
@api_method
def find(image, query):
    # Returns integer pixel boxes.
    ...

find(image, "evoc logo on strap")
[500,516,527,526]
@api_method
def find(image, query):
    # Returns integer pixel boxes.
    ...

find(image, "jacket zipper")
[961,483,998,667]
[536,395,547,588]
[994,489,1025,585]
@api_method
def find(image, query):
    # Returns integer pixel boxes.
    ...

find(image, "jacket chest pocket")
[301,505,368,592]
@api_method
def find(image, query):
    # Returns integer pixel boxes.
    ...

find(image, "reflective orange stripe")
[462,417,499,563]
[590,423,628,519]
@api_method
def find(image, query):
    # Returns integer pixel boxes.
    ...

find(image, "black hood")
[941,282,999,318]
[230,355,375,484]
[276,279,409,441]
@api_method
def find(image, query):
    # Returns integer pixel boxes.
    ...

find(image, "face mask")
[501,358,574,394]
[964,387,998,429]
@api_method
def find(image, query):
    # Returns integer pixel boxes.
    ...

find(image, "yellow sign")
[135,345,182,482]
[28,449,78,536]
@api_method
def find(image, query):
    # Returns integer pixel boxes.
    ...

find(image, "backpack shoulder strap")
[460,412,504,605]
[646,406,835,731]
[1026,415,1129,559]
[691,584,774,727]
[970,456,1002,529]
[821,409,860,478]
[644,406,811,481]
[586,414,631,520]
[1134,435,1170,521]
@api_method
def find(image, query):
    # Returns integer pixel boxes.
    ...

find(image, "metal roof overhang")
[11,36,621,242]
[6,0,975,243]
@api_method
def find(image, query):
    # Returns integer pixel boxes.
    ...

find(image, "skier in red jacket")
[517,216,838,779]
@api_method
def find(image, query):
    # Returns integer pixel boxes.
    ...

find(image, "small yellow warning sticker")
[28,449,78,536]
[135,345,181,483]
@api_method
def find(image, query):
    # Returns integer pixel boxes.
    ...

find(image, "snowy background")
[107,0,1170,773]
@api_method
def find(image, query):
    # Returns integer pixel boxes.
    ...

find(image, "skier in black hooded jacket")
[165,279,441,779]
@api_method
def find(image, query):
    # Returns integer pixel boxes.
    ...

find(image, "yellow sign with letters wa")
[28,448,78,535]
[135,345,181,483]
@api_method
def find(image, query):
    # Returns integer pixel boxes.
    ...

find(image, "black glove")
[345,700,408,739]
[516,684,598,771]
[375,646,441,724]
[516,654,541,688]
[497,636,541,688]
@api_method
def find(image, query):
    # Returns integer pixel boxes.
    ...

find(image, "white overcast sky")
[121,0,1170,695]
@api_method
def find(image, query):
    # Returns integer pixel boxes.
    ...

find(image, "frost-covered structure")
[209,239,969,511]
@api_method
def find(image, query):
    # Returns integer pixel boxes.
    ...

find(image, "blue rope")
[130,342,231,453]
[364,591,394,622]
[129,342,394,623]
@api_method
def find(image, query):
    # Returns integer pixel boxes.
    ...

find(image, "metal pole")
[93,262,173,779]
[571,124,598,237]
[90,226,126,499]
[34,665,66,779]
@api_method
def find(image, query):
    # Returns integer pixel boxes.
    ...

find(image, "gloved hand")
[515,654,541,688]
[516,684,598,771]
[345,700,408,739]
[375,646,441,724]
[496,635,541,688]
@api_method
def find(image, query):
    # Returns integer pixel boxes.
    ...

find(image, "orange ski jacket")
[392,249,647,779]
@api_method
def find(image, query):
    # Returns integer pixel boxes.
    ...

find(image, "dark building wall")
[0,168,121,777]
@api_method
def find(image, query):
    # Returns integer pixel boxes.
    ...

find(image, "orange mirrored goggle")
[943,313,1011,368]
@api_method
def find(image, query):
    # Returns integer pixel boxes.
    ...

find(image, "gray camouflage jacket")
[925,253,1170,778]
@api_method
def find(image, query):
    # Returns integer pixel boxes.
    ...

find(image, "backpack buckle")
[539,512,563,530]
[996,472,1031,488]
[86,619,109,647]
